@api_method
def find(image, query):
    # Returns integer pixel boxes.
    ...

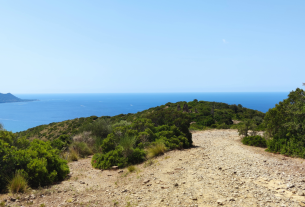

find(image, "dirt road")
[3,130,305,207]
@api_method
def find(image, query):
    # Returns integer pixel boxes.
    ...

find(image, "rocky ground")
[2,129,305,207]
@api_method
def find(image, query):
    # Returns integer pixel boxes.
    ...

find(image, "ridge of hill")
[16,99,265,139]
[0,93,38,103]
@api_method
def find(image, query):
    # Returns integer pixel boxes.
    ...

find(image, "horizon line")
[11,91,291,94]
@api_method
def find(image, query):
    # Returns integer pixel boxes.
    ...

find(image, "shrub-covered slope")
[16,99,265,141]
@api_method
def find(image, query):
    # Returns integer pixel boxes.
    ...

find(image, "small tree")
[238,120,257,137]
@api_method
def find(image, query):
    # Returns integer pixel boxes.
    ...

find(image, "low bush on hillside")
[242,135,267,148]
[92,115,191,169]
[0,131,70,193]
[70,142,93,158]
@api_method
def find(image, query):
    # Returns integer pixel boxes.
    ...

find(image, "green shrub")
[242,135,267,148]
[119,136,136,157]
[7,170,29,194]
[112,120,131,128]
[100,135,116,153]
[237,120,257,137]
[71,142,93,158]
[80,118,112,138]
[128,148,146,164]
[92,148,127,169]
[265,88,305,157]
[51,138,66,150]
[147,142,166,159]
[217,123,230,129]
[0,133,70,192]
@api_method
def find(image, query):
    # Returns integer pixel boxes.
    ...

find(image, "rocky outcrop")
[195,108,198,113]
[183,104,189,112]
[177,105,181,111]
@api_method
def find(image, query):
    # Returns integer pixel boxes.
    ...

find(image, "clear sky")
[1,1,304,93]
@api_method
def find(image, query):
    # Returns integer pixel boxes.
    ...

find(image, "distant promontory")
[0,93,38,103]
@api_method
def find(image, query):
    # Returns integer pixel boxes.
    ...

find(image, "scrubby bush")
[73,131,93,144]
[80,118,112,138]
[92,148,127,169]
[238,120,257,137]
[128,148,146,164]
[70,142,93,158]
[242,135,267,148]
[112,120,131,128]
[0,132,70,192]
[217,123,230,129]
[265,88,305,157]
[92,119,191,169]
[119,136,137,157]
[51,138,66,150]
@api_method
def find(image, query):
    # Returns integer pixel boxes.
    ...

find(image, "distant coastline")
[0,93,38,104]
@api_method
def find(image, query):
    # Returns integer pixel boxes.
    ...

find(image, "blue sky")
[1,0,304,93]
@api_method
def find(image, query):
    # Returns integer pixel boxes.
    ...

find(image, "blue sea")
[0,93,289,133]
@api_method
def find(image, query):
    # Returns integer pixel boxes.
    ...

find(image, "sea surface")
[0,93,289,133]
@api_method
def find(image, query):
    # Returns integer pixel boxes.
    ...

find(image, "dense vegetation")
[242,135,267,148]
[265,88,305,157]
[0,130,69,193]
[16,99,265,141]
[92,114,191,169]
[0,99,267,192]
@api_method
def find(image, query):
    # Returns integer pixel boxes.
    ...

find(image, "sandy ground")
[2,129,305,207]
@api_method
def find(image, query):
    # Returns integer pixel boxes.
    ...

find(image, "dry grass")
[127,165,136,173]
[7,171,29,194]
[68,149,79,161]
[144,159,154,167]
[147,143,166,159]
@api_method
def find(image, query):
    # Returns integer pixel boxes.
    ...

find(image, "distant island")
[0,93,38,103]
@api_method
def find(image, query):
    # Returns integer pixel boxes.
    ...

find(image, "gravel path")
[3,129,305,207]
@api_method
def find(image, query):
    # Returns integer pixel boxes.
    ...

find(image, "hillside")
[2,130,305,207]
[16,99,265,140]
[0,93,37,103]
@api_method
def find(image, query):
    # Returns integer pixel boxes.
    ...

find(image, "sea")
[0,93,289,133]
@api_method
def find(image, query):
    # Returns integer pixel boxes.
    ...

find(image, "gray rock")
[183,104,189,112]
